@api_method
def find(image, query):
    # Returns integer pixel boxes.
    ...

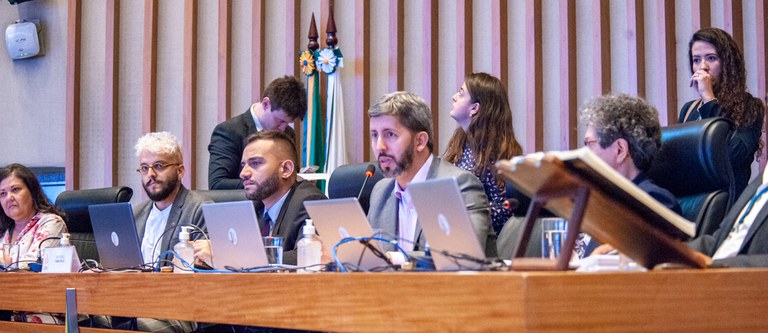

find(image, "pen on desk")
[606,249,620,255]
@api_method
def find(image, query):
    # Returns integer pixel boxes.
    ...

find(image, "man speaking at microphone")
[366,91,496,257]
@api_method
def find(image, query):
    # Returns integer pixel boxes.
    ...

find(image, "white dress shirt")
[141,203,173,265]
[394,155,433,251]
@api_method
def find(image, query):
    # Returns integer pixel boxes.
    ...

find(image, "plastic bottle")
[297,219,322,273]
[172,226,195,273]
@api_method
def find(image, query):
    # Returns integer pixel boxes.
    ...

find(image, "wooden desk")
[0,269,766,332]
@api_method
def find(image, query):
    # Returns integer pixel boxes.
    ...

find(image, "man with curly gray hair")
[579,94,681,257]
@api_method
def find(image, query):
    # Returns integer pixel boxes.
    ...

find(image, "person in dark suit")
[688,170,768,267]
[366,91,495,257]
[500,95,681,261]
[238,130,326,265]
[207,76,307,190]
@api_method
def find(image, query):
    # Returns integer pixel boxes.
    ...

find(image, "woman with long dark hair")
[680,27,764,196]
[0,163,66,269]
[444,73,523,233]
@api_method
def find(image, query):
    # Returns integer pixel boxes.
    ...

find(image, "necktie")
[261,212,272,237]
[574,232,587,259]
[731,186,768,233]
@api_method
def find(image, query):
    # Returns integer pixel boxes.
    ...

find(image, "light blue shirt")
[264,190,290,236]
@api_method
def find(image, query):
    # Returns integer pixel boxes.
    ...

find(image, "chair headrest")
[193,189,248,203]
[54,186,133,233]
[647,117,734,197]
[328,163,385,213]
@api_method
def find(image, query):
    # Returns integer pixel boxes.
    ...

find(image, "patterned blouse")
[0,212,67,269]
[453,144,513,233]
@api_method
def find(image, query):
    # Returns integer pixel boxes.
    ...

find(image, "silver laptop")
[407,178,486,271]
[201,201,270,270]
[88,202,145,269]
[304,198,389,271]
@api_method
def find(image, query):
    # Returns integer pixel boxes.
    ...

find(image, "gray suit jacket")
[689,175,768,267]
[367,156,496,257]
[133,185,212,266]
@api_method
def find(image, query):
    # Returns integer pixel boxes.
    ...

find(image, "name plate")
[42,246,80,273]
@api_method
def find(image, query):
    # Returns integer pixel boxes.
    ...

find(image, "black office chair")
[327,163,385,214]
[54,186,134,262]
[647,117,736,237]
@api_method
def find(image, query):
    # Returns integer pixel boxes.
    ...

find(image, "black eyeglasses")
[136,162,181,175]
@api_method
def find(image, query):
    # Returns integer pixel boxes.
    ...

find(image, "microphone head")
[364,164,376,177]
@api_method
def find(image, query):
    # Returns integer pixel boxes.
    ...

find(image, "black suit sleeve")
[207,123,245,190]
[281,189,327,266]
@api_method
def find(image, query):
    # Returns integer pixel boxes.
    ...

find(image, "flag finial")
[308,13,319,52]
[325,7,337,48]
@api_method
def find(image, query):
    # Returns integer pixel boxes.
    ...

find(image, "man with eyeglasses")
[134,132,211,272]
[96,132,212,332]
[207,75,308,190]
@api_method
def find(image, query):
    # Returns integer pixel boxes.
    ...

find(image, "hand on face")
[689,70,716,101]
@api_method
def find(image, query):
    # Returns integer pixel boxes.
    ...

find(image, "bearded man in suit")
[366,91,496,257]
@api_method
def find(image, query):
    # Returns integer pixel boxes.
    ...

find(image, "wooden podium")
[496,149,707,270]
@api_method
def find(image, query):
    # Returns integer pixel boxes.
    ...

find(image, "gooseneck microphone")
[357,164,376,201]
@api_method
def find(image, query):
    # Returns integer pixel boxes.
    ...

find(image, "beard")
[378,144,414,178]
[143,175,179,202]
[244,171,281,201]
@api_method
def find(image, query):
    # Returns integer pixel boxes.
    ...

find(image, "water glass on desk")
[541,218,568,259]
[263,236,284,265]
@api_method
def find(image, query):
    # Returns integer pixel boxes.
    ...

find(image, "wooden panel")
[142,0,158,133]
[664,0,677,123]
[286,0,298,77]
[1,271,768,331]
[465,0,473,75]
[356,0,371,160]
[524,0,542,152]
[498,0,508,86]
[559,0,576,149]
[65,0,81,190]
[104,0,119,187]
[183,0,197,189]
[724,0,743,51]
[217,0,231,123]
[599,0,611,94]
[634,0,645,98]
[252,0,264,102]
[388,0,403,92]
[693,0,711,30]
[426,0,439,151]
[0,321,134,333]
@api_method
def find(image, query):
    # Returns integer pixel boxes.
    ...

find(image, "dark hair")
[688,28,763,127]
[368,91,434,152]
[263,76,308,121]
[444,73,522,184]
[0,163,65,234]
[579,94,661,172]
[245,130,299,168]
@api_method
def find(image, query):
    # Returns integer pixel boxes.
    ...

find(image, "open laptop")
[201,201,270,270]
[303,198,390,271]
[407,178,487,271]
[88,202,145,269]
